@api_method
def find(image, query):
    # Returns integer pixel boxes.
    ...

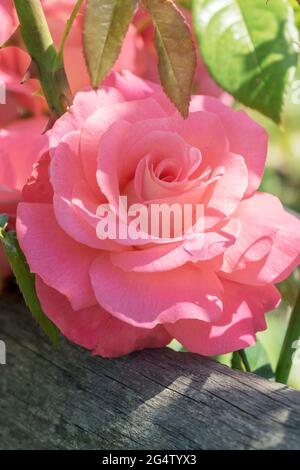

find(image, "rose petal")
[36,276,171,358]
[17,203,97,310]
[166,280,281,355]
[80,97,167,195]
[221,192,300,285]
[190,96,267,196]
[110,219,240,272]
[90,253,224,328]
[50,131,122,251]
[50,87,124,149]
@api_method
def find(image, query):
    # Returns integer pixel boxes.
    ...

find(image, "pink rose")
[17,72,300,357]
[0,0,16,45]
[0,116,47,288]
[0,117,47,220]
[0,47,42,127]
[0,1,44,126]
[0,2,46,287]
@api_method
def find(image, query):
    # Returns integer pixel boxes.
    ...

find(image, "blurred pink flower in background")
[0,47,42,127]
[17,72,300,357]
[0,117,47,288]
[0,0,47,288]
[0,0,16,43]
[0,102,44,293]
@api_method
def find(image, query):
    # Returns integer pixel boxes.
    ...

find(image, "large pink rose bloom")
[17,72,300,357]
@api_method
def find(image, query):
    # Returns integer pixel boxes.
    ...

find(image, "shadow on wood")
[0,300,300,450]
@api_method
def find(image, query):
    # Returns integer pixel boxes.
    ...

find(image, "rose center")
[154,158,180,182]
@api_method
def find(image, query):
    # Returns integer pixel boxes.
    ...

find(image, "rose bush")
[16,72,300,357]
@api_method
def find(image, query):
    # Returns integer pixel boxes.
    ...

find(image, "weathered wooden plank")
[0,299,300,450]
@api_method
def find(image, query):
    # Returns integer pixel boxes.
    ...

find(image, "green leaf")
[177,0,192,9]
[290,0,300,31]
[167,339,188,352]
[253,364,274,379]
[0,214,8,228]
[193,0,299,123]
[83,0,138,87]
[212,353,233,367]
[0,219,59,346]
[56,0,84,64]
[144,0,197,118]
[277,269,300,306]
[243,340,271,372]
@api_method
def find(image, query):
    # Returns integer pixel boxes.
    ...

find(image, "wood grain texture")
[0,299,300,450]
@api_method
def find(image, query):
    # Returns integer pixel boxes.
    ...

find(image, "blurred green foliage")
[232,74,300,388]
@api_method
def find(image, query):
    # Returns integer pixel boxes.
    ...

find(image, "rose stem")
[232,350,251,372]
[13,0,72,117]
[56,0,84,66]
[275,289,300,384]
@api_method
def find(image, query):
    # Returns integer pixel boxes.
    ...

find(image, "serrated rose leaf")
[83,0,138,87]
[144,0,197,118]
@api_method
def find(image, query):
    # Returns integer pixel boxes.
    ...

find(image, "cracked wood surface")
[0,299,300,450]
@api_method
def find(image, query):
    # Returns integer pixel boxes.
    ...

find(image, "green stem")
[56,0,84,64]
[232,350,251,372]
[275,289,300,384]
[13,0,72,116]
[238,350,251,372]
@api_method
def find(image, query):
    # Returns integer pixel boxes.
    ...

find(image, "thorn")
[42,112,59,134]
[59,93,72,112]
[0,26,25,50]
[53,67,73,108]
[32,88,44,98]
[21,61,39,84]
